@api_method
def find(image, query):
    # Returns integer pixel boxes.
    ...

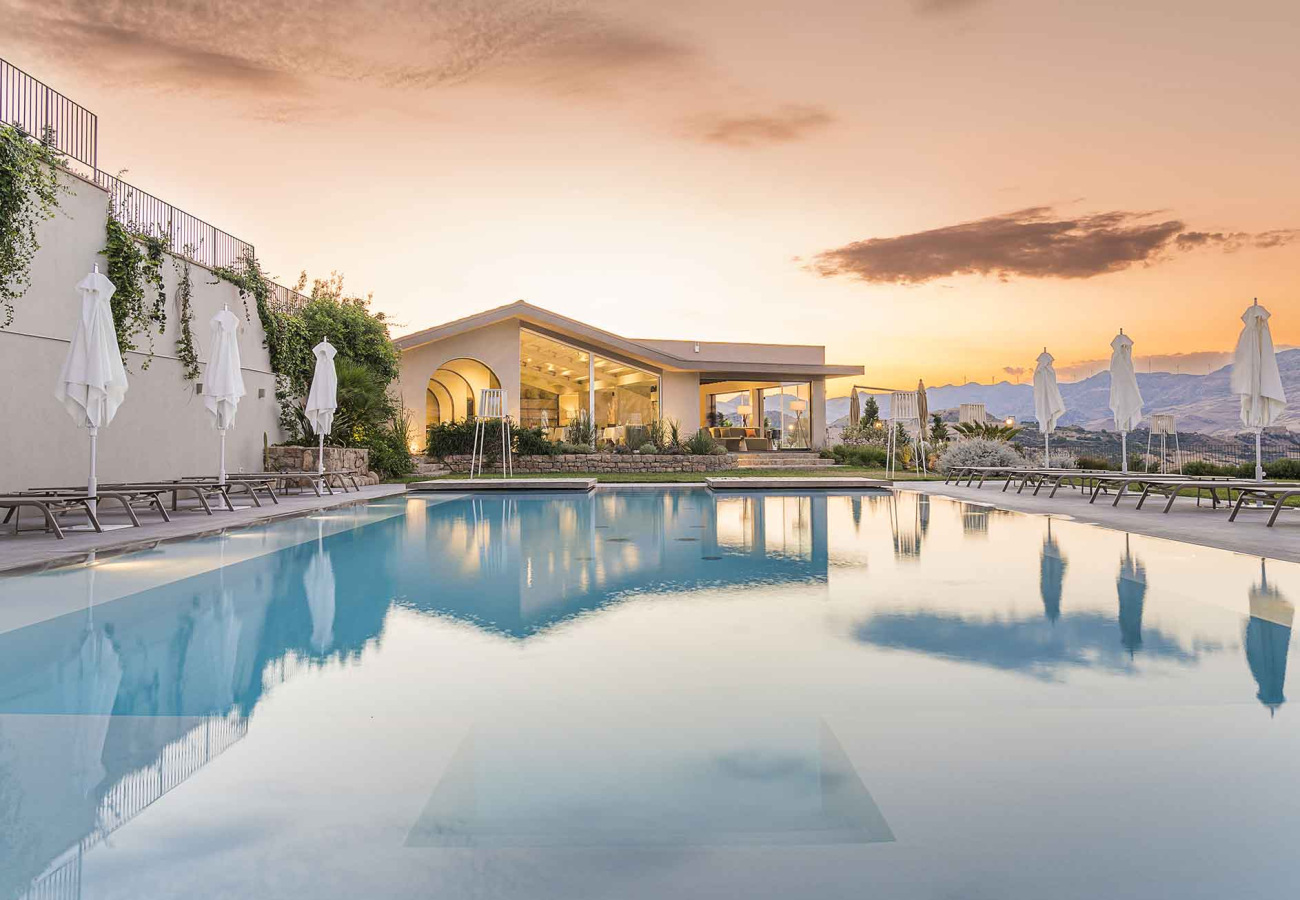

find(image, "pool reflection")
[0,489,1296,900]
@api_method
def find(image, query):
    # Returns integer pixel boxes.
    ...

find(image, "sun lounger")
[96,482,232,514]
[0,494,101,539]
[1225,483,1300,526]
[17,487,170,526]
[235,472,328,497]
[173,476,280,506]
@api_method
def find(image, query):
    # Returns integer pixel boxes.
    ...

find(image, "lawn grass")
[388,467,944,484]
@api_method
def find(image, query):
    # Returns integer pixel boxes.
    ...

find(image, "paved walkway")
[0,484,407,574]
[910,480,1300,564]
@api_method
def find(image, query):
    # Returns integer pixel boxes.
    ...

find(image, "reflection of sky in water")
[0,489,1297,900]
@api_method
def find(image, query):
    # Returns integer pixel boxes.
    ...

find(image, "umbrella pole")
[1256,429,1263,481]
[1121,432,1128,474]
[1044,432,1049,466]
[88,425,98,499]
[219,429,227,485]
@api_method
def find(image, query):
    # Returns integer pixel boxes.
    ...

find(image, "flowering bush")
[938,438,1024,473]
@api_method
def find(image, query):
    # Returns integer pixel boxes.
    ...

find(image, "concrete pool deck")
[0,483,408,574]
[911,481,1300,564]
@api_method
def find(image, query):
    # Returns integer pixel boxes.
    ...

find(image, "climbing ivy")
[0,123,69,327]
[173,254,199,380]
[214,252,310,432]
[101,215,167,369]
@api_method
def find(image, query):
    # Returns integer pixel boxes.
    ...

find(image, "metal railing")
[94,170,254,272]
[3,56,316,316]
[0,58,97,171]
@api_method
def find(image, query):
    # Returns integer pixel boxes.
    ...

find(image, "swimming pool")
[1,488,1296,899]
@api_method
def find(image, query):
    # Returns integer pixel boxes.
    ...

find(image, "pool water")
[1,488,1297,899]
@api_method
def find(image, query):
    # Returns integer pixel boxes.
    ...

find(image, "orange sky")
[5,0,1298,394]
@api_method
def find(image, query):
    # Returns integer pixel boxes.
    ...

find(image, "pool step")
[731,452,836,468]
[407,478,596,492]
[708,476,891,491]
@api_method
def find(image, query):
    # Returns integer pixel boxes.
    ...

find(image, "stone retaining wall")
[437,453,736,474]
[265,446,381,484]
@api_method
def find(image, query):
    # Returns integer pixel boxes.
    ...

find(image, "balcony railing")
[2,56,310,307]
[0,57,97,171]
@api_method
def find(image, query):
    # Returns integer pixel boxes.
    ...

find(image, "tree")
[930,413,949,442]
[862,395,880,426]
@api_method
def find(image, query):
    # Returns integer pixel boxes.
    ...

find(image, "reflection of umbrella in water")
[181,590,243,715]
[918,495,930,535]
[1246,559,1293,714]
[1040,520,1067,623]
[1117,534,1147,656]
[850,495,862,532]
[304,521,336,653]
[62,625,122,796]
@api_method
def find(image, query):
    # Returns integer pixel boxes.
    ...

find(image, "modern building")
[395,301,862,450]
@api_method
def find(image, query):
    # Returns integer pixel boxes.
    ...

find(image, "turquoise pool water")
[0,488,1297,899]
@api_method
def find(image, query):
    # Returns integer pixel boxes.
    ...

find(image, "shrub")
[1075,455,1116,471]
[555,441,595,454]
[644,419,667,451]
[514,425,557,456]
[819,448,836,460]
[938,438,1024,473]
[565,410,595,446]
[831,444,888,468]
[1024,449,1077,468]
[665,418,683,448]
[362,422,415,479]
[1183,460,1256,478]
[929,414,950,443]
[955,421,1022,441]
[1265,458,1300,480]
[426,419,479,458]
[684,429,722,455]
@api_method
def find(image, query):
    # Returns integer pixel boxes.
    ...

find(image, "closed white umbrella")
[54,267,128,498]
[204,307,246,484]
[304,339,338,476]
[1230,300,1287,480]
[1108,330,1144,473]
[1033,349,1066,464]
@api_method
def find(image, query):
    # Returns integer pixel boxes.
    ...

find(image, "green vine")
[173,254,199,380]
[214,252,309,431]
[0,123,69,327]
[101,215,167,369]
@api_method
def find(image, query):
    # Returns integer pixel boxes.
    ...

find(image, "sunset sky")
[4,0,1298,392]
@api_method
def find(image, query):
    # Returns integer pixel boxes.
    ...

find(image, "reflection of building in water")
[1039,520,1067,623]
[960,503,992,536]
[1246,560,1293,714]
[412,491,830,637]
[1117,535,1147,656]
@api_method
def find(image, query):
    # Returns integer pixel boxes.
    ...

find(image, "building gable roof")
[393,301,862,378]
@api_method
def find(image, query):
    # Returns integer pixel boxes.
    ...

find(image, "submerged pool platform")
[407,477,597,492]
[0,487,1297,900]
[707,475,891,490]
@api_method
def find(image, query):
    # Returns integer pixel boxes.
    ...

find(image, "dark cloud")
[808,206,1299,284]
[914,0,991,15]
[692,106,834,147]
[2,0,693,114]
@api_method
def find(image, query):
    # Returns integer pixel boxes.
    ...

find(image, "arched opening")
[427,358,501,424]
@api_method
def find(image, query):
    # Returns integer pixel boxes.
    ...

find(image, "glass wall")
[519,330,659,444]
[761,383,812,449]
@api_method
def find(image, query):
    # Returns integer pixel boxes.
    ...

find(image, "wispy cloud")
[2,0,694,115]
[807,206,1299,285]
[913,0,991,16]
[690,105,834,147]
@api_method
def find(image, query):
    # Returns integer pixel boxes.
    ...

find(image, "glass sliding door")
[761,383,812,450]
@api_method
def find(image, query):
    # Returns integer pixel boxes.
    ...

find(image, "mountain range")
[828,349,1299,436]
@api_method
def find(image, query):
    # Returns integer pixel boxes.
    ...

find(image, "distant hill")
[829,349,1299,436]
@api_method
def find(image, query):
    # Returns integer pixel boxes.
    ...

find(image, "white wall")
[660,371,702,433]
[0,172,283,489]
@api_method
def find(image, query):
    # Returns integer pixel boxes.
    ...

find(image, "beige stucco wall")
[398,318,522,438]
[659,370,701,435]
[0,172,283,490]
